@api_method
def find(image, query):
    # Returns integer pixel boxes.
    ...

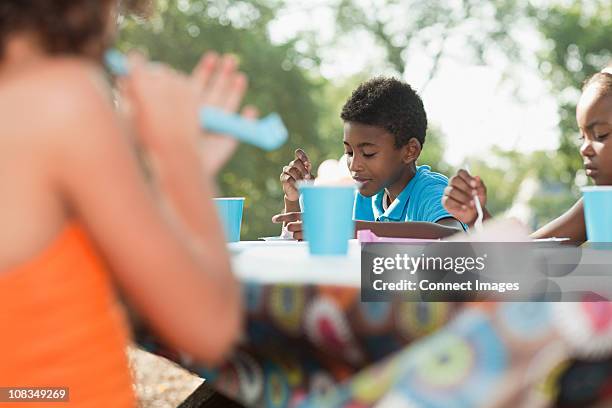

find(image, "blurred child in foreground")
[0,1,253,405]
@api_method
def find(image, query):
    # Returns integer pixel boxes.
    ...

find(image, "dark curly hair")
[340,77,428,148]
[0,0,152,59]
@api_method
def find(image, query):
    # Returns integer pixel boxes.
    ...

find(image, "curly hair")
[340,77,428,148]
[583,68,612,98]
[0,0,152,59]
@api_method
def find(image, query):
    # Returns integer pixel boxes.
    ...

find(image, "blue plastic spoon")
[104,50,288,151]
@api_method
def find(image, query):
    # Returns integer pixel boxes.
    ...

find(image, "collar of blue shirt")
[372,166,429,222]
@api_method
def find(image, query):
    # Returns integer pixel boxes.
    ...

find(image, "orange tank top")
[0,223,135,407]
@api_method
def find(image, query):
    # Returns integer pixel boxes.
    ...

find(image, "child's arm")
[442,169,492,227]
[52,60,240,365]
[445,170,587,243]
[436,216,465,230]
[122,55,248,246]
[284,196,301,214]
[355,220,462,239]
[530,199,586,243]
[280,149,312,214]
[272,213,462,240]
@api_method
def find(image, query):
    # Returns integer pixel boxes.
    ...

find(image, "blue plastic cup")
[214,197,245,242]
[582,186,612,242]
[299,184,356,255]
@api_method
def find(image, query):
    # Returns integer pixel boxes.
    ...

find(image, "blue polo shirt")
[353,165,454,223]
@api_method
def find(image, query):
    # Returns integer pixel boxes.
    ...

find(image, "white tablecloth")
[230,240,361,286]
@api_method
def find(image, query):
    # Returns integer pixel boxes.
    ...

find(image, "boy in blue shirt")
[273,77,463,239]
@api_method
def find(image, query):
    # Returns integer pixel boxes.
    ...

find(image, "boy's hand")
[272,212,303,240]
[442,169,488,225]
[280,149,313,202]
[192,52,257,175]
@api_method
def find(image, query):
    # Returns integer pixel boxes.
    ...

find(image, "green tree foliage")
[332,0,527,89]
[117,0,609,236]
[331,0,610,228]
[119,0,338,239]
[118,1,453,238]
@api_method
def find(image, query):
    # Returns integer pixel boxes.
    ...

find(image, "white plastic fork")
[465,164,484,232]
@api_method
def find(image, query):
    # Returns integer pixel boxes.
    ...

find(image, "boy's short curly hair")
[0,0,152,59]
[340,77,428,148]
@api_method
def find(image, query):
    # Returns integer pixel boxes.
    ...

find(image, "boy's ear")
[401,138,422,164]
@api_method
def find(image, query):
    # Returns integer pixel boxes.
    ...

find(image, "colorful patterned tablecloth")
[135,280,612,408]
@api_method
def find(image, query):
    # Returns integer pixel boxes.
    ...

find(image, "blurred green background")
[118,0,611,239]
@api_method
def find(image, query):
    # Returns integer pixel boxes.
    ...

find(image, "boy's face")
[343,122,414,196]
[577,86,612,185]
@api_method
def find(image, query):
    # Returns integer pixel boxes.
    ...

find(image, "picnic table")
[230,239,361,285]
[137,240,462,406]
[135,240,612,408]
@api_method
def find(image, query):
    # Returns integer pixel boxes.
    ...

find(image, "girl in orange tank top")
[0,1,252,406]
[0,225,135,407]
